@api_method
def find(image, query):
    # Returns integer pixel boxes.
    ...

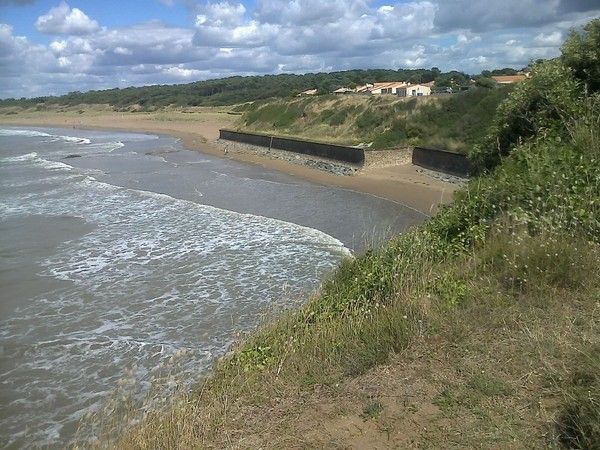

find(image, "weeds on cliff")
[113,73,600,448]
[556,345,600,449]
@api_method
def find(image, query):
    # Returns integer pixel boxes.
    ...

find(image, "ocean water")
[0,127,425,447]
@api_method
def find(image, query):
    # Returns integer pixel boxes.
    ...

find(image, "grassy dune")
[92,21,600,448]
[90,90,599,448]
[234,87,512,153]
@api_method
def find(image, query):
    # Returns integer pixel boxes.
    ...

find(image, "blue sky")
[1,0,598,98]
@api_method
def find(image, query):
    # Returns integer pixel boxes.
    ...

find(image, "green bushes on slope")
[111,99,600,447]
[105,20,600,448]
[471,18,600,172]
[239,86,511,152]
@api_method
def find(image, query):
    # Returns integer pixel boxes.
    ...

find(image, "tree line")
[0,67,524,109]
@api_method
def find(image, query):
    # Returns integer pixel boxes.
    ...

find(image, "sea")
[0,127,425,447]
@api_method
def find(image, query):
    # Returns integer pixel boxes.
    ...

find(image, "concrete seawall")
[219,129,365,165]
[412,147,473,177]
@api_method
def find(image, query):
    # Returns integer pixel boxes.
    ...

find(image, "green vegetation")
[237,86,512,153]
[471,19,600,172]
[91,19,599,448]
[0,68,455,108]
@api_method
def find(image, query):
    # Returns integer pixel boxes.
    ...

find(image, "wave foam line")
[128,186,352,256]
[0,128,91,144]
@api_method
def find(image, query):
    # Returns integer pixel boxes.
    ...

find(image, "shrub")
[355,108,389,131]
[371,120,407,149]
[471,59,583,172]
[561,18,600,94]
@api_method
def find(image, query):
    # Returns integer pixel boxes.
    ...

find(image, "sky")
[0,0,598,98]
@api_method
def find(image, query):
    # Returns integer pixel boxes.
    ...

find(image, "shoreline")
[0,110,458,214]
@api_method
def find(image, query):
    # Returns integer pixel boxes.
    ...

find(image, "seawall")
[219,129,365,165]
[412,147,473,177]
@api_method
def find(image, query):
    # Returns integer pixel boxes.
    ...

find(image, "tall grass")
[96,92,600,449]
[237,87,511,152]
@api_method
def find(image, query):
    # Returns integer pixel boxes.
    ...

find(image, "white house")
[297,88,318,96]
[333,87,354,94]
[354,83,374,93]
[367,82,407,95]
[397,84,431,97]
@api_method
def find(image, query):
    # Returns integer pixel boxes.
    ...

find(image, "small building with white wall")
[368,82,408,95]
[397,84,431,97]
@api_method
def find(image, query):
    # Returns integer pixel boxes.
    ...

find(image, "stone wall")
[219,129,365,165]
[412,147,473,177]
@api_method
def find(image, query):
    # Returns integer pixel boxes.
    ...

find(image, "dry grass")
[94,228,599,449]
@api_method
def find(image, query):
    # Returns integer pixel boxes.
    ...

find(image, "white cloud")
[162,66,203,79]
[377,5,394,14]
[35,1,100,35]
[469,55,488,65]
[195,2,246,26]
[534,31,563,46]
[1,0,599,98]
[456,32,481,45]
[255,0,369,25]
[114,46,133,55]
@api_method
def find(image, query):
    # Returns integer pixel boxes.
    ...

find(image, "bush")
[561,18,600,94]
[355,107,393,131]
[471,59,583,172]
[371,120,407,149]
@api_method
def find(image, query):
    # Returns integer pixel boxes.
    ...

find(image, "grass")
[361,401,384,420]
[84,94,599,448]
[103,225,599,448]
[236,87,512,153]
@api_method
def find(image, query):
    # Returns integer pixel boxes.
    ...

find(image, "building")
[354,83,374,93]
[367,82,408,95]
[397,84,432,97]
[333,87,354,94]
[297,88,318,96]
[491,75,528,84]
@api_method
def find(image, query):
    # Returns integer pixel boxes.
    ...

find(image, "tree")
[475,77,496,89]
[561,18,600,93]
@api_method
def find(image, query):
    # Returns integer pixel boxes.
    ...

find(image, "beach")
[0,105,458,215]
[0,122,430,447]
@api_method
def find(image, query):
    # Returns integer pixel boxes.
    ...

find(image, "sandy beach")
[0,105,458,214]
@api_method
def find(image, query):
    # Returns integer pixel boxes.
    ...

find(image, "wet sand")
[0,107,458,214]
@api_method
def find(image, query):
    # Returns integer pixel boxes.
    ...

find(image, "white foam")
[37,158,74,171]
[129,186,351,254]
[0,128,91,145]
[0,150,74,172]
[0,129,352,448]
[0,129,52,138]
[0,152,38,162]
[54,135,91,145]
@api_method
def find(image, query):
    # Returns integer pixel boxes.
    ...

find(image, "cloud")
[197,2,246,26]
[434,0,599,33]
[559,0,600,14]
[534,31,563,46]
[255,0,369,25]
[35,1,100,35]
[1,0,600,98]
[435,0,562,32]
